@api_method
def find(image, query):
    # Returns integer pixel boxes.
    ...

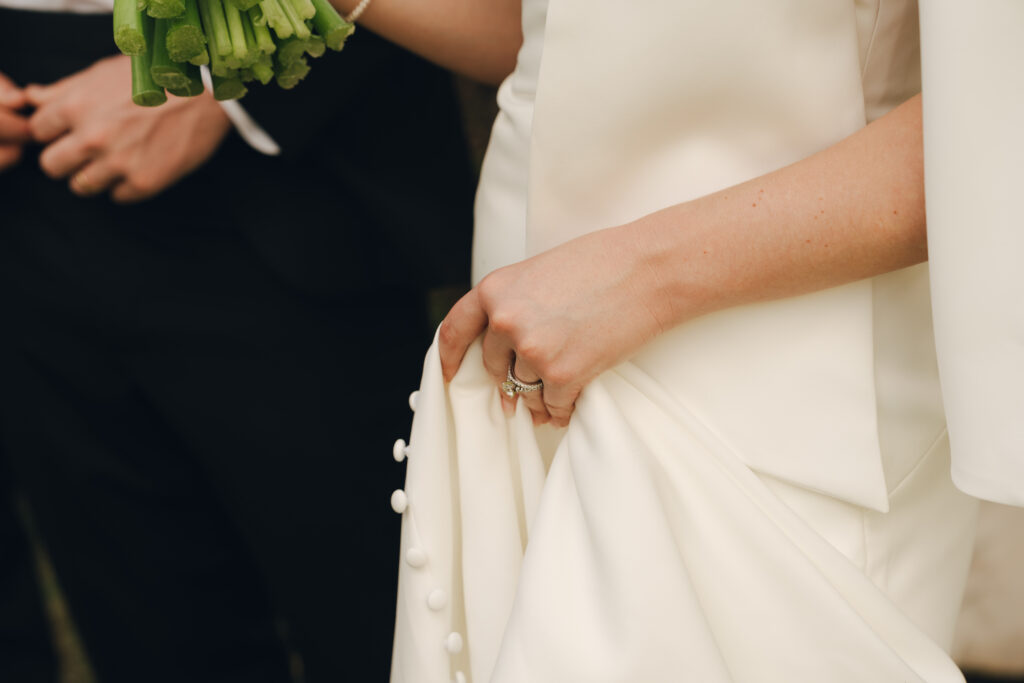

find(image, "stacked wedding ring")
[501,364,543,398]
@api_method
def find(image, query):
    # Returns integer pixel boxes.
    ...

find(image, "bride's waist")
[627,281,888,509]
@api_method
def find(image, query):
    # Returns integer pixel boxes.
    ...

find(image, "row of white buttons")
[395,389,467,683]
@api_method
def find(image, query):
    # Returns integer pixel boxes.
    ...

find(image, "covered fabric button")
[405,547,427,568]
[390,489,409,514]
[453,673,466,683]
[426,589,448,611]
[393,438,409,462]
[445,631,463,655]
[409,390,420,411]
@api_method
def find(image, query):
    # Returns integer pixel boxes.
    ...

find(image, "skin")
[25,54,231,203]
[438,95,927,427]
[329,0,522,85]
[0,71,30,172]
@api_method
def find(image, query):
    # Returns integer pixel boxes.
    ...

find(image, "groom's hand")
[0,71,30,172]
[26,54,232,203]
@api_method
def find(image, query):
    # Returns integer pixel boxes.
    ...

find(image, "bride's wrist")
[621,204,718,334]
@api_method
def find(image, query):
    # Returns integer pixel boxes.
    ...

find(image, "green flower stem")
[150,19,191,89]
[310,0,352,51]
[166,0,206,61]
[131,15,167,106]
[166,62,205,96]
[199,0,233,56]
[114,0,147,55]
[276,0,311,40]
[249,7,276,53]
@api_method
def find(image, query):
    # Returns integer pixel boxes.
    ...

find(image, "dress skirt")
[389,336,977,683]
[391,0,987,679]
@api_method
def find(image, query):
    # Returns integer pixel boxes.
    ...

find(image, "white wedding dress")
[389,1,1022,681]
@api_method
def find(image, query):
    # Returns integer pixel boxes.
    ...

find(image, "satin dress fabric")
[392,1,986,681]
[919,0,1024,507]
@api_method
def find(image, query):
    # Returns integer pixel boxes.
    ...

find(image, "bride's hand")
[438,95,930,427]
[438,224,670,427]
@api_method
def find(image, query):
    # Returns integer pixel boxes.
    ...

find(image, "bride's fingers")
[480,329,513,384]
[513,357,550,424]
[481,330,517,413]
[542,381,579,428]
[439,289,488,382]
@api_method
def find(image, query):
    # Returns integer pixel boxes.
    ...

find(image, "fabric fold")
[391,340,968,682]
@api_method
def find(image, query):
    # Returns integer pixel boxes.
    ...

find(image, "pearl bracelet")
[345,0,373,22]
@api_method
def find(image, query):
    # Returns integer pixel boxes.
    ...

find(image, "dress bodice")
[470,0,548,282]
[477,0,939,509]
[390,6,1003,682]
[476,0,921,281]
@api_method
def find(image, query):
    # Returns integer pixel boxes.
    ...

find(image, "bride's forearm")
[437,96,927,422]
[633,94,926,329]
[330,0,522,85]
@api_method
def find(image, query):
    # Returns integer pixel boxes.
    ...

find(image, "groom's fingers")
[0,72,27,110]
[439,288,488,383]
[0,143,22,172]
[0,108,30,144]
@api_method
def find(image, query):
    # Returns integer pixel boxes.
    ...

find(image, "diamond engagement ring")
[501,364,543,398]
